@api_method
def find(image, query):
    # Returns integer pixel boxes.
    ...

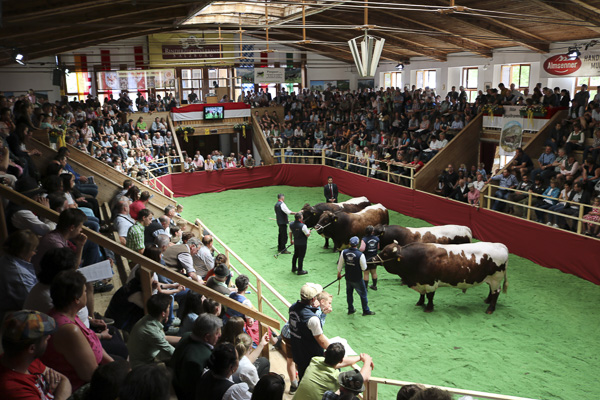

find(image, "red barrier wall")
[160,165,600,285]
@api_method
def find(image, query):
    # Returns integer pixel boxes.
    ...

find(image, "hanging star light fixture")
[348,0,385,77]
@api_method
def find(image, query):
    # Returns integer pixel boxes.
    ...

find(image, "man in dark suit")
[324,176,338,203]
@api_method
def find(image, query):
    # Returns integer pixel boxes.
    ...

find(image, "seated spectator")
[530,146,556,183]
[583,128,600,163]
[129,190,151,220]
[534,178,561,223]
[507,148,533,178]
[171,313,223,400]
[6,176,52,235]
[576,157,600,192]
[564,124,585,155]
[42,270,114,390]
[71,360,130,400]
[144,215,170,247]
[559,155,581,183]
[514,175,545,218]
[177,292,204,337]
[251,374,285,400]
[0,310,72,400]
[206,264,234,297]
[447,178,468,202]
[544,181,573,227]
[195,343,240,400]
[163,236,204,283]
[0,230,39,322]
[583,196,600,237]
[118,364,171,400]
[467,183,480,207]
[556,181,591,230]
[112,199,135,245]
[322,369,368,400]
[506,171,533,214]
[127,293,180,369]
[396,384,425,400]
[293,342,373,400]
[232,332,270,391]
[486,169,518,212]
[126,209,154,254]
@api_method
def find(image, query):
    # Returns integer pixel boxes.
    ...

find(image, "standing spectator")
[274,193,295,254]
[127,293,180,368]
[288,283,330,381]
[0,310,72,400]
[324,176,338,203]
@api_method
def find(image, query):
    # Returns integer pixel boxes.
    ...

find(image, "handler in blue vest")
[289,213,311,275]
[360,225,381,291]
[275,193,295,254]
[337,236,376,316]
[288,283,330,381]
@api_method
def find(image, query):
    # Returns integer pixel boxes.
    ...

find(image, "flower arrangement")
[176,126,195,142]
[520,105,547,117]
[233,122,251,129]
[482,104,504,115]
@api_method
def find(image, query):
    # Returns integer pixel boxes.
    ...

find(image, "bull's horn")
[393,240,398,244]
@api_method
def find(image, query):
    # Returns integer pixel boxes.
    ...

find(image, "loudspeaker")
[52,69,62,86]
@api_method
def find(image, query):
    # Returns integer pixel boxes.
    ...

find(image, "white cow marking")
[406,225,472,241]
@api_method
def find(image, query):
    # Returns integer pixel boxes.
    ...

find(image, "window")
[65,72,91,102]
[500,64,530,89]
[383,72,402,89]
[576,76,600,101]
[416,70,436,90]
[462,67,479,102]
[181,68,203,102]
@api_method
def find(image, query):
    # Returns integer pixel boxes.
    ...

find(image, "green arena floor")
[177,186,600,400]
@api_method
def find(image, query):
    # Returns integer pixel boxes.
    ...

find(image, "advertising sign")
[254,68,285,83]
[148,33,235,66]
[541,51,600,78]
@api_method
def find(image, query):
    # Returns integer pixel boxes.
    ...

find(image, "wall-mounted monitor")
[204,106,224,120]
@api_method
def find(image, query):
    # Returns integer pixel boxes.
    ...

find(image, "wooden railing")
[0,184,281,332]
[251,114,275,165]
[481,183,599,235]
[270,147,417,189]
[365,377,537,400]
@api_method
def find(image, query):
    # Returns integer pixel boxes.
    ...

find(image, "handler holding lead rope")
[275,193,296,255]
[290,213,311,275]
[337,236,376,316]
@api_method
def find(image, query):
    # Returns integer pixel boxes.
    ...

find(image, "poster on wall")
[310,80,324,91]
[236,68,254,84]
[358,79,375,90]
[285,68,301,83]
[499,107,523,156]
[97,69,175,92]
[148,33,235,66]
[541,51,600,78]
[254,68,285,83]
[337,80,350,91]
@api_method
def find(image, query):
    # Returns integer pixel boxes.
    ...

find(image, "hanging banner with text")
[499,106,523,157]
[254,68,285,84]
[148,33,235,67]
[541,51,600,78]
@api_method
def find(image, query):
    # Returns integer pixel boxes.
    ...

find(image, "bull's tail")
[502,268,508,294]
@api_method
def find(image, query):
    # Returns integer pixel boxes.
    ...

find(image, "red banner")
[159,165,600,285]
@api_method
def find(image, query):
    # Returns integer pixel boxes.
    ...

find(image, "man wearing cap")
[360,225,380,291]
[5,176,52,236]
[206,264,233,297]
[322,369,371,400]
[0,310,72,400]
[337,236,375,316]
[275,193,295,254]
[290,213,311,275]
[288,283,330,381]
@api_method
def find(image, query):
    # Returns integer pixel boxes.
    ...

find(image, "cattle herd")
[299,196,509,314]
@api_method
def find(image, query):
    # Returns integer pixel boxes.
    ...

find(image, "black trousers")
[278,224,288,251]
[292,244,307,271]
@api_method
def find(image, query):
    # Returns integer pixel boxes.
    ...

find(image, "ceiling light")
[348,31,385,77]
[13,50,24,65]
[567,46,581,60]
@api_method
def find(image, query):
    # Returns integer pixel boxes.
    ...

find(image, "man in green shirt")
[171,314,223,400]
[126,209,153,254]
[293,342,373,400]
[127,293,181,368]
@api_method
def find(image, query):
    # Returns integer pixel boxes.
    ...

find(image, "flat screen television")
[204,106,225,120]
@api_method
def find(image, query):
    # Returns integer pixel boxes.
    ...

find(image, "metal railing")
[481,183,599,235]
[270,147,416,189]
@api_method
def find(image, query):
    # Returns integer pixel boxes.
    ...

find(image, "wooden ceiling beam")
[307,13,447,61]
[420,0,549,53]
[4,0,131,23]
[372,11,493,58]
[529,0,600,34]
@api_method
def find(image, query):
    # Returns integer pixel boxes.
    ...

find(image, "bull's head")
[314,211,335,234]
[375,241,403,275]
[373,224,386,237]
[302,206,320,227]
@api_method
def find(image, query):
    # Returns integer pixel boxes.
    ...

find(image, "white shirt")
[279,201,293,215]
[193,245,214,278]
[114,213,135,239]
[233,356,259,390]
[222,382,251,400]
[11,210,52,236]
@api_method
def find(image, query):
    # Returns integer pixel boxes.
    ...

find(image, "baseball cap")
[349,236,360,246]
[338,369,365,393]
[214,264,230,278]
[2,310,56,342]
[300,283,323,301]
[15,176,46,199]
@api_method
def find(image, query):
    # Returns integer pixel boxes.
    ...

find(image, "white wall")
[0,56,61,102]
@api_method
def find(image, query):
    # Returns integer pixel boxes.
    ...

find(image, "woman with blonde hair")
[233,332,270,390]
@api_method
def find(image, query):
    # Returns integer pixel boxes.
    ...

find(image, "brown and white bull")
[300,197,371,248]
[375,242,508,314]
[315,204,389,251]
[373,224,472,247]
